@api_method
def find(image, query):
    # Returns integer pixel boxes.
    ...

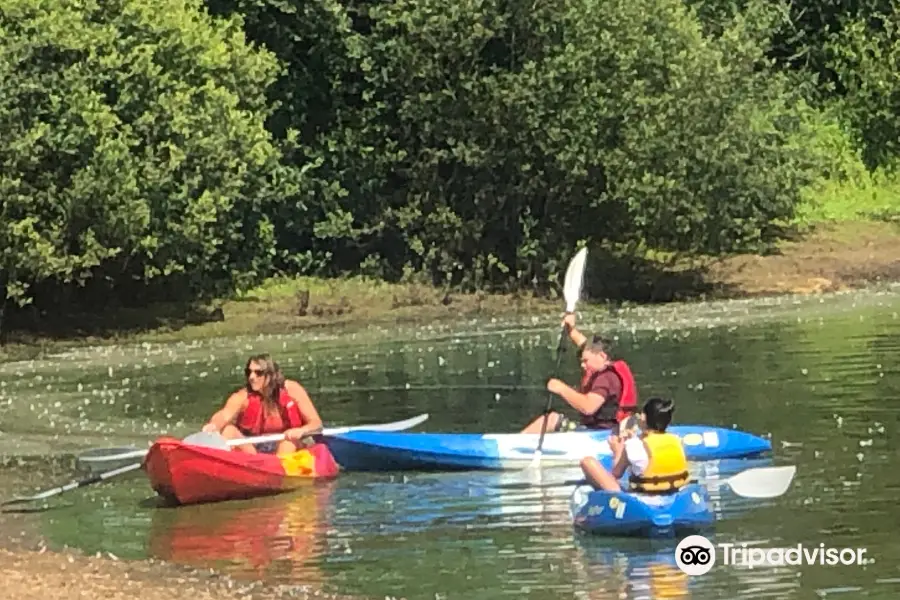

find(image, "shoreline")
[2,221,899,360]
[0,543,361,600]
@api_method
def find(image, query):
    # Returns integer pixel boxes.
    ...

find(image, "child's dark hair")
[643,397,675,431]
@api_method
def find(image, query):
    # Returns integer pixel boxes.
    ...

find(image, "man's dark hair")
[579,334,614,357]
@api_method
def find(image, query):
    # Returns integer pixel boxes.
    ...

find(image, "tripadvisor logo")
[675,535,716,575]
[675,535,871,575]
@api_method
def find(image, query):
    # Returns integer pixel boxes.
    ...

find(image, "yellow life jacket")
[628,432,690,494]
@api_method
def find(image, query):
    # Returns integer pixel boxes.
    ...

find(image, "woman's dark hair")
[244,353,285,412]
[643,396,675,431]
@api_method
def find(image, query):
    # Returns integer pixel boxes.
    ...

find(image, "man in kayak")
[580,396,690,493]
[201,353,324,455]
[521,312,639,434]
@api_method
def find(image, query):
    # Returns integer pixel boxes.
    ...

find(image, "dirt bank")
[701,221,900,297]
[0,545,361,600]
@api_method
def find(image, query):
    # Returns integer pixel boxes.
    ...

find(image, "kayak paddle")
[77,412,431,468]
[1,462,144,509]
[492,465,798,499]
[528,246,589,470]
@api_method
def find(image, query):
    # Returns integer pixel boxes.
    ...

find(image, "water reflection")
[131,457,780,599]
[148,483,334,582]
[573,538,691,599]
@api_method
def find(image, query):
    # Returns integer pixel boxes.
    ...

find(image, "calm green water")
[1,287,899,599]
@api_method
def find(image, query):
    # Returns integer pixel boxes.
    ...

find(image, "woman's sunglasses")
[245,368,267,377]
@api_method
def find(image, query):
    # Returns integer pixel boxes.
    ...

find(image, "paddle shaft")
[533,323,569,456]
[82,431,301,463]
[1,462,143,508]
[1,434,297,509]
[487,477,688,491]
[80,413,430,464]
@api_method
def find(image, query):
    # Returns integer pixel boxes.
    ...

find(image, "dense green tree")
[827,8,900,169]
[290,0,824,289]
[687,0,900,170]
[0,0,300,333]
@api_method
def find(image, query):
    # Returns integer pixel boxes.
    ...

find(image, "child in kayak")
[521,312,639,434]
[580,396,690,493]
[201,353,324,455]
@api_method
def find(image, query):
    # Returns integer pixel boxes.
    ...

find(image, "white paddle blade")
[321,412,430,435]
[563,247,588,313]
[181,431,231,450]
[727,465,797,499]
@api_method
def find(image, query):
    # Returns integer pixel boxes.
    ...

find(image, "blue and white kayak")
[569,483,715,537]
[323,425,771,471]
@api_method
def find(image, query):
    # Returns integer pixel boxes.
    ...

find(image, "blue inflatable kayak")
[569,483,715,537]
[323,425,771,471]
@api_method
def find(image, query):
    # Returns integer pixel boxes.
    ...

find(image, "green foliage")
[588,0,822,254]
[790,104,876,222]
[3,0,899,336]
[234,0,824,294]
[0,0,297,322]
[686,0,900,172]
[827,7,900,170]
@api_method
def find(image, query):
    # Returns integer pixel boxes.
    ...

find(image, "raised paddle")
[489,465,799,500]
[528,246,589,470]
[77,412,431,469]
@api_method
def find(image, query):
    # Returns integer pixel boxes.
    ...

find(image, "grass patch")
[229,273,556,320]
[797,164,900,224]
[0,275,560,360]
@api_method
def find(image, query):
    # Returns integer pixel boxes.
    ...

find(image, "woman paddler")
[201,353,324,455]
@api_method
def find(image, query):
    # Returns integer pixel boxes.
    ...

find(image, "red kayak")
[144,437,340,505]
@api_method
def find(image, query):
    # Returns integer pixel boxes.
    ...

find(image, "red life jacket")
[236,388,305,435]
[580,360,638,428]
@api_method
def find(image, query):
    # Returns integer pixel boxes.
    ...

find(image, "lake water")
[1,287,899,599]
